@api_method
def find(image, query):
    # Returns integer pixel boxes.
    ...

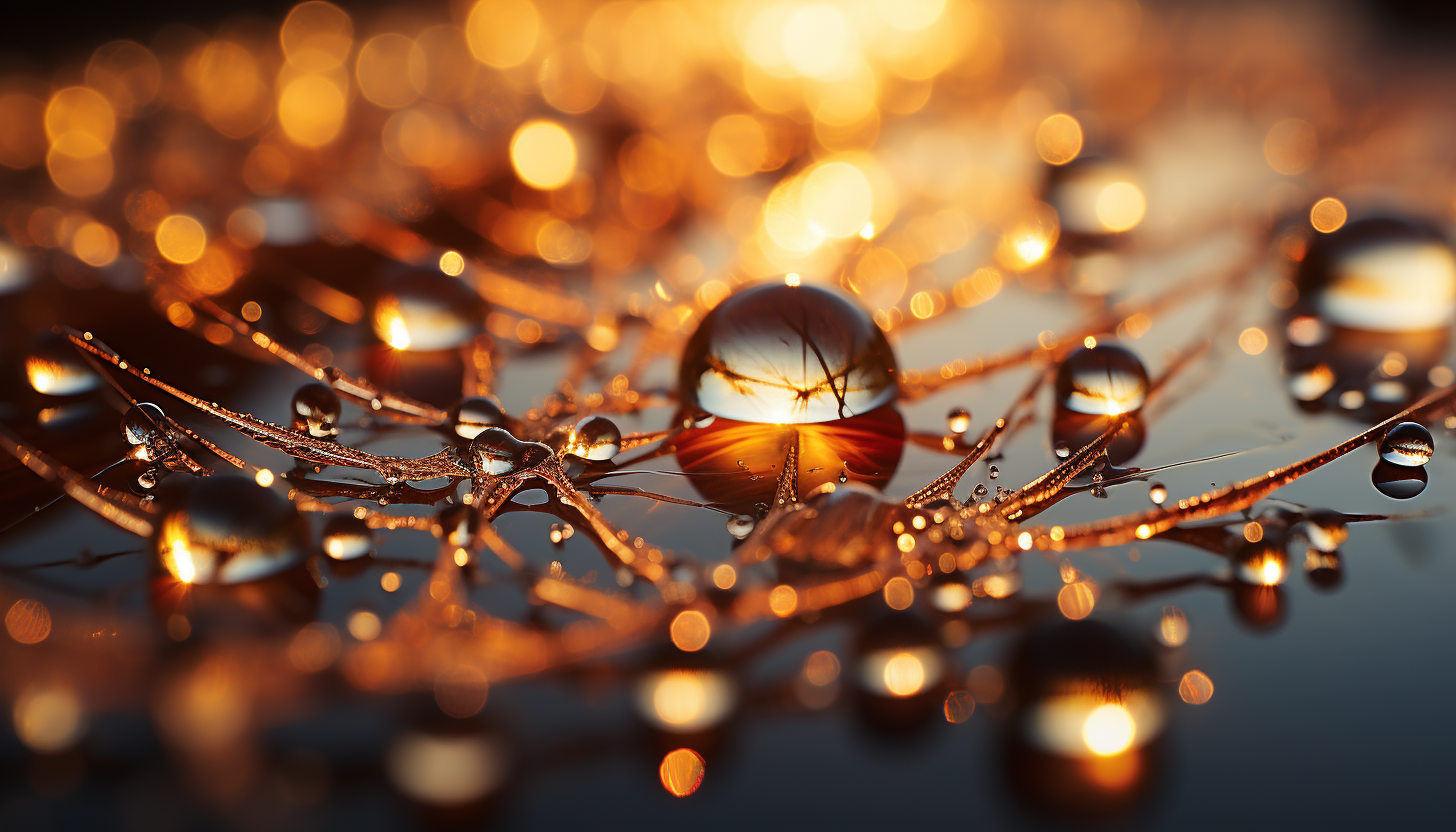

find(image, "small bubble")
[988,465,999,479]
[973,483,988,498]
[1149,482,1167,505]
[1055,443,1071,459]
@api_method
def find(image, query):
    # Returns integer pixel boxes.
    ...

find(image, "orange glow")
[707,114,768,176]
[281,1,354,70]
[1310,197,1347,233]
[768,584,798,617]
[1095,182,1145,232]
[278,74,347,147]
[466,0,541,68]
[511,120,577,189]
[155,215,207,264]
[1179,670,1215,704]
[883,576,914,610]
[944,689,975,723]
[70,221,119,266]
[1239,327,1269,355]
[5,599,51,644]
[882,651,927,697]
[348,610,382,641]
[1037,113,1083,165]
[45,86,115,146]
[357,33,421,109]
[1057,581,1097,620]
[669,610,711,652]
[804,650,841,686]
[659,748,706,797]
[1083,703,1136,756]
[711,564,736,589]
[13,686,85,752]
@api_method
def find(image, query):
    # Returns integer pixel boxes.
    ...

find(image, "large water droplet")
[1297,217,1456,332]
[562,416,621,461]
[290,382,341,438]
[372,271,486,351]
[153,477,310,584]
[122,402,167,446]
[1054,344,1148,416]
[1372,459,1428,499]
[1379,421,1433,466]
[322,515,372,560]
[1045,157,1144,239]
[678,282,898,424]
[25,334,100,396]
[450,397,505,440]
[470,428,551,476]
[726,514,756,539]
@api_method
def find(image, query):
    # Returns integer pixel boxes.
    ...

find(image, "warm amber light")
[882,651,927,697]
[1036,113,1083,165]
[768,584,798,617]
[466,0,541,68]
[510,120,577,189]
[652,672,706,725]
[1310,197,1347,233]
[439,250,465,276]
[659,748,706,797]
[348,610,382,641]
[1095,182,1146,232]
[1238,327,1268,355]
[278,74,347,147]
[1057,581,1097,620]
[155,215,207,264]
[1179,670,1215,705]
[669,610,711,652]
[711,564,736,589]
[1082,703,1136,756]
[5,599,51,645]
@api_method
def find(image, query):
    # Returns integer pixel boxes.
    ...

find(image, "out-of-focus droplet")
[470,428,551,477]
[1295,510,1348,553]
[1379,421,1434,466]
[372,271,486,351]
[387,728,509,807]
[1288,363,1335,402]
[1235,544,1287,586]
[0,240,33,294]
[1297,217,1456,332]
[13,685,85,752]
[6,599,51,644]
[1155,606,1188,647]
[1054,344,1149,416]
[1178,670,1214,705]
[658,747,705,797]
[669,610,711,652]
[450,397,505,440]
[944,689,975,723]
[946,407,970,435]
[290,382,341,438]
[1372,459,1428,499]
[562,415,621,461]
[1148,482,1167,505]
[679,282,897,424]
[726,514,756,539]
[322,515,372,560]
[26,333,100,396]
[154,477,311,584]
[989,465,999,479]
[1054,443,1071,459]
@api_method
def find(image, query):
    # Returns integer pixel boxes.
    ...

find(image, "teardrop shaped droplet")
[372,271,486,351]
[153,477,310,584]
[25,334,100,396]
[470,428,551,476]
[290,382,341,438]
[450,397,506,440]
[726,514,756,539]
[1378,421,1433,466]
[562,416,621,461]
[322,515,372,560]
[1054,343,1149,416]
[679,282,898,424]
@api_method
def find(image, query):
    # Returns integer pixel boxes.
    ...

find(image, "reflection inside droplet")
[678,282,898,424]
[26,333,100,396]
[1379,421,1434,466]
[154,477,310,584]
[372,271,486,351]
[290,382,341,438]
[1297,217,1456,333]
[1372,458,1428,499]
[322,515,372,560]
[1054,344,1149,416]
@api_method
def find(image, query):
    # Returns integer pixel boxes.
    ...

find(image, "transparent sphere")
[122,402,167,445]
[25,333,100,396]
[1297,217,1456,332]
[371,270,486,351]
[1044,157,1144,238]
[562,416,621,461]
[470,427,552,477]
[1379,421,1433,466]
[153,477,310,584]
[678,282,898,424]
[450,397,506,440]
[1294,510,1347,553]
[290,382,341,438]
[322,515,372,560]
[726,514,756,539]
[946,407,971,435]
[1054,344,1149,416]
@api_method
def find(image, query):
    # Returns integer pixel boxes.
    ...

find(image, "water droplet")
[25,334,100,396]
[1297,217,1456,332]
[726,514,756,539]
[988,465,999,479]
[1288,364,1335,402]
[1372,459,1428,499]
[1149,482,1167,505]
[562,416,621,461]
[679,282,898,424]
[153,477,310,584]
[137,469,159,490]
[290,382,341,438]
[838,470,849,483]
[322,515,372,560]
[1294,510,1347,553]
[450,397,505,440]
[1379,421,1433,466]
[946,407,971,435]
[470,428,551,476]
[122,402,167,445]
[682,409,715,430]
[973,483,988,498]
[1054,343,1149,416]
[1054,443,1071,459]
[435,504,478,548]
[371,270,486,351]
